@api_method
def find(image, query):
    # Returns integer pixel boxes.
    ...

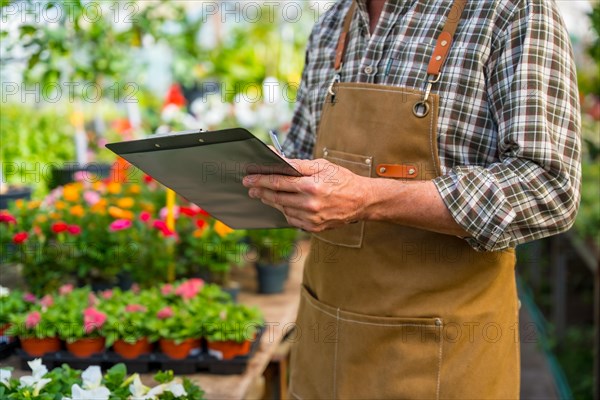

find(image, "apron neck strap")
[333,0,468,77]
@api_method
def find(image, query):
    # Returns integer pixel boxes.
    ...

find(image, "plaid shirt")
[282,0,581,252]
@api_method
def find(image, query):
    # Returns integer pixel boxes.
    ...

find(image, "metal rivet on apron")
[435,55,442,61]
[379,167,386,174]
[441,40,448,47]
[408,168,416,175]
[364,65,373,75]
[155,144,160,148]
[365,159,372,165]
[412,101,430,118]
[435,318,442,326]
[323,148,328,157]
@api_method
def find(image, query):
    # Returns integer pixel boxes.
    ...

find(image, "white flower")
[0,369,11,386]
[19,359,51,396]
[161,104,183,123]
[233,93,258,127]
[165,380,187,397]
[129,374,150,398]
[81,366,102,389]
[0,286,9,297]
[64,383,111,400]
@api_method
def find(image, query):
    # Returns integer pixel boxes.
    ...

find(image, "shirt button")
[364,65,374,75]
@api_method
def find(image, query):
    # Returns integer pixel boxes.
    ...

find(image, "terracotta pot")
[159,338,196,360]
[207,340,251,360]
[66,337,106,358]
[0,323,11,336]
[113,337,152,359]
[20,337,61,356]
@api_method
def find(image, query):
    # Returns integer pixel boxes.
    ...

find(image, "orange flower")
[214,221,234,237]
[92,181,105,192]
[63,184,80,202]
[54,201,67,210]
[193,229,206,238]
[108,206,134,220]
[91,199,107,214]
[140,202,155,212]
[107,182,122,195]
[127,184,141,194]
[15,199,25,210]
[70,205,85,217]
[117,197,134,209]
[49,212,61,220]
[35,215,48,224]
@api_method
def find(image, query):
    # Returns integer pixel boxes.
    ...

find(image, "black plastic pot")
[255,262,289,294]
[0,186,32,210]
[49,162,112,189]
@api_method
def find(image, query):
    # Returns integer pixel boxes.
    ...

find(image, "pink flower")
[159,206,179,220]
[109,219,132,231]
[100,289,113,300]
[88,292,99,307]
[157,306,174,320]
[153,220,174,237]
[25,311,41,329]
[67,225,82,235]
[0,212,17,224]
[161,284,174,296]
[73,171,87,182]
[174,278,204,300]
[125,304,147,313]
[39,294,53,308]
[130,283,140,294]
[83,190,100,206]
[139,211,151,222]
[59,283,74,296]
[23,293,37,303]
[83,307,107,334]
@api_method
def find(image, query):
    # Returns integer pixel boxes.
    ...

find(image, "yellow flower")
[108,206,134,220]
[92,181,104,192]
[15,199,24,209]
[54,201,67,210]
[63,184,80,202]
[140,202,155,213]
[214,221,234,237]
[128,184,141,194]
[91,199,107,214]
[117,197,135,209]
[70,205,85,217]
[27,200,41,210]
[49,212,60,220]
[35,215,48,224]
[107,182,122,195]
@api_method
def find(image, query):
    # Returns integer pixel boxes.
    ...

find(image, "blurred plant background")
[0,0,598,398]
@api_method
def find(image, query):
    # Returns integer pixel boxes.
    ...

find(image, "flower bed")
[0,358,205,399]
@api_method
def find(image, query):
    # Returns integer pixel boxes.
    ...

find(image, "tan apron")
[289,1,520,399]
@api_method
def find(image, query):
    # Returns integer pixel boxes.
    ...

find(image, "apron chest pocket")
[312,148,372,248]
[290,286,444,399]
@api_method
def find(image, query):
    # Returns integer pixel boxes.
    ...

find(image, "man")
[243,0,581,398]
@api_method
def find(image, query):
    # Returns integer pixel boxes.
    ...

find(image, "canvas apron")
[288,1,520,399]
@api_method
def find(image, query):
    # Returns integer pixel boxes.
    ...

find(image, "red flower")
[51,222,69,233]
[195,219,207,229]
[153,220,174,237]
[143,174,154,184]
[161,284,174,296]
[67,225,82,235]
[175,278,204,300]
[180,207,197,217]
[0,212,17,224]
[162,83,186,109]
[139,211,151,222]
[111,118,133,135]
[13,232,28,244]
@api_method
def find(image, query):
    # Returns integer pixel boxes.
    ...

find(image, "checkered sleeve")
[281,44,315,160]
[433,0,582,252]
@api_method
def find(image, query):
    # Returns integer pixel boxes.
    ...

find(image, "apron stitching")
[429,100,439,174]
[333,307,340,400]
[304,293,440,327]
[436,323,443,400]
[340,86,424,96]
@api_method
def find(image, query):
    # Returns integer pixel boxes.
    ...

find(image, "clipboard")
[106,128,302,229]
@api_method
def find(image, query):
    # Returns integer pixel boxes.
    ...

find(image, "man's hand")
[242,159,371,232]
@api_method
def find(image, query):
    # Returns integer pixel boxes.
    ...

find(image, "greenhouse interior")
[0,1,598,399]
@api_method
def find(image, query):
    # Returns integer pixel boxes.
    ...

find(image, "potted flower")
[55,288,108,358]
[205,303,263,360]
[9,298,62,357]
[0,286,28,338]
[102,288,158,359]
[148,304,201,360]
[247,228,299,294]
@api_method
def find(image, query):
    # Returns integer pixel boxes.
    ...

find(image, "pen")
[269,130,286,158]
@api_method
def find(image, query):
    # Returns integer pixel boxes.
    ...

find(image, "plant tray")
[0,337,18,360]
[17,329,263,375]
